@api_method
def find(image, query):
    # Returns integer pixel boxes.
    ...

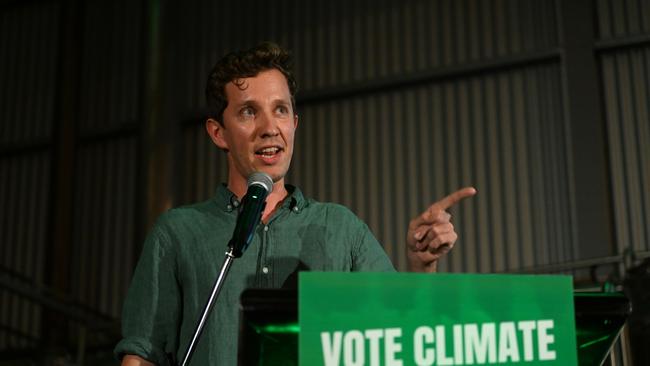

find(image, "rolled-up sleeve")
[114,220,181,365]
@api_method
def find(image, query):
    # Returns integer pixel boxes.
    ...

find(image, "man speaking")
[115,42,476,365]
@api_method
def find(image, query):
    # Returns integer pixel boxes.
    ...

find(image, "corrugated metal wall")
[77,0,143,134]
[71,137,138,318]
[0,2,58,146]
[597,0,650,255]
[596,0,650,39]
[0,154,50,349]
[291,64,574,273]
[175,0,559,110]
[69,0,143,319]
[0,0,143,352]
[176,0,573,272]
[1,0,649,357]
[0,1,58,351]
[179,122,228,204]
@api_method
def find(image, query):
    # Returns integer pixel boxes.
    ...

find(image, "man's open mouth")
[255,147,282,157]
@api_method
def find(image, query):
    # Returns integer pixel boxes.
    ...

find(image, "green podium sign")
[299,273,577,366]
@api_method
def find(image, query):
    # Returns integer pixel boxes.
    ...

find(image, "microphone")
[180,172,273,365]
[228,172,273,258]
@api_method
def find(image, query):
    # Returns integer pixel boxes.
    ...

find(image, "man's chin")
[269,172,287,184]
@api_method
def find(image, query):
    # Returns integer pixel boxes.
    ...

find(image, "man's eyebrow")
[234,99,257,107]
[272,98,291,105]
[233,98,290,108]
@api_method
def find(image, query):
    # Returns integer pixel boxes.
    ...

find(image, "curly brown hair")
[205,42,298,124]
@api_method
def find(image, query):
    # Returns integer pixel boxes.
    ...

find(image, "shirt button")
[262,266,269,274]
[293,206,299,213]
[264,226,269,232]
[226,204,232,210]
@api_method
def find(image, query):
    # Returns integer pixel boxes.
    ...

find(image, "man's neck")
[228,177,289,223]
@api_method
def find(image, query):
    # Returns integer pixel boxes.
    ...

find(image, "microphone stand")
[179,247,237,366]
[178,173,271,365]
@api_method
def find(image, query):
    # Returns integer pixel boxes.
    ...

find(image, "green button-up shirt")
[114,185,395,365]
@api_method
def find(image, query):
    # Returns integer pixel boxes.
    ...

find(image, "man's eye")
[241,107,255,117]
[276,105,289,114]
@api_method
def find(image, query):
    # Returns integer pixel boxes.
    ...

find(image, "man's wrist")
[406,250,438,273]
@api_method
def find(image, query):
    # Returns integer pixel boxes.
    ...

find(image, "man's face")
[209,69,298,186]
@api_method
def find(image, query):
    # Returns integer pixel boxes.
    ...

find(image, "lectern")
[238,289,630,366]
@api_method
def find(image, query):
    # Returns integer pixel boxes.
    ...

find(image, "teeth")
[258,147,280,155]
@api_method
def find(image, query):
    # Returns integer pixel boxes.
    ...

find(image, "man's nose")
[258,110,280,137]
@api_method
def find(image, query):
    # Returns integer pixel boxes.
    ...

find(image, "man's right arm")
[115,219,181,366]
[122,355,155,366]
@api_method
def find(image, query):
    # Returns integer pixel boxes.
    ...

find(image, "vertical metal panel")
[595,0,650,40]
[352,99,368,220]
[194,124,207,198]
[541,66,562,264]
[444,82,461,271]
[71,137,138,318]
[595,0,612,39]
[366,95,382,255]
[485,74,507,271]
[177,123,228,204]
[376,93,391,258]
[0,153,49,350]
[512,71,535,267]
[467,78,487,272]
[2,159,17,348]
[78,0,143,134]
[315,104,328,199]
[326,104,338,202]
[75,141,90,309]
[404,89,418,225]
[644,0,650,33]
[0,2,58,145]
[601,47,650,254]
[457,81,477,271]
[339,100,353,207]
[1,145,8,347]
[477,64,571,271]
[498,73,519,269]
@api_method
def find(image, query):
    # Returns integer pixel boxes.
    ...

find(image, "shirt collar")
[214,183,307,213]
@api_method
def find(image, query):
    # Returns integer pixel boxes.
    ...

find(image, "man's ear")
[205,118,229,151]
[293,113,299,129]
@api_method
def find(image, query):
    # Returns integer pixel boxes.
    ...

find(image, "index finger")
[432,186,477,211]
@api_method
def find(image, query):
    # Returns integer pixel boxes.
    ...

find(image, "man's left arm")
[406,187,477,273]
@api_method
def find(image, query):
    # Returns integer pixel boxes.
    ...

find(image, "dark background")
[1,0,649,364]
